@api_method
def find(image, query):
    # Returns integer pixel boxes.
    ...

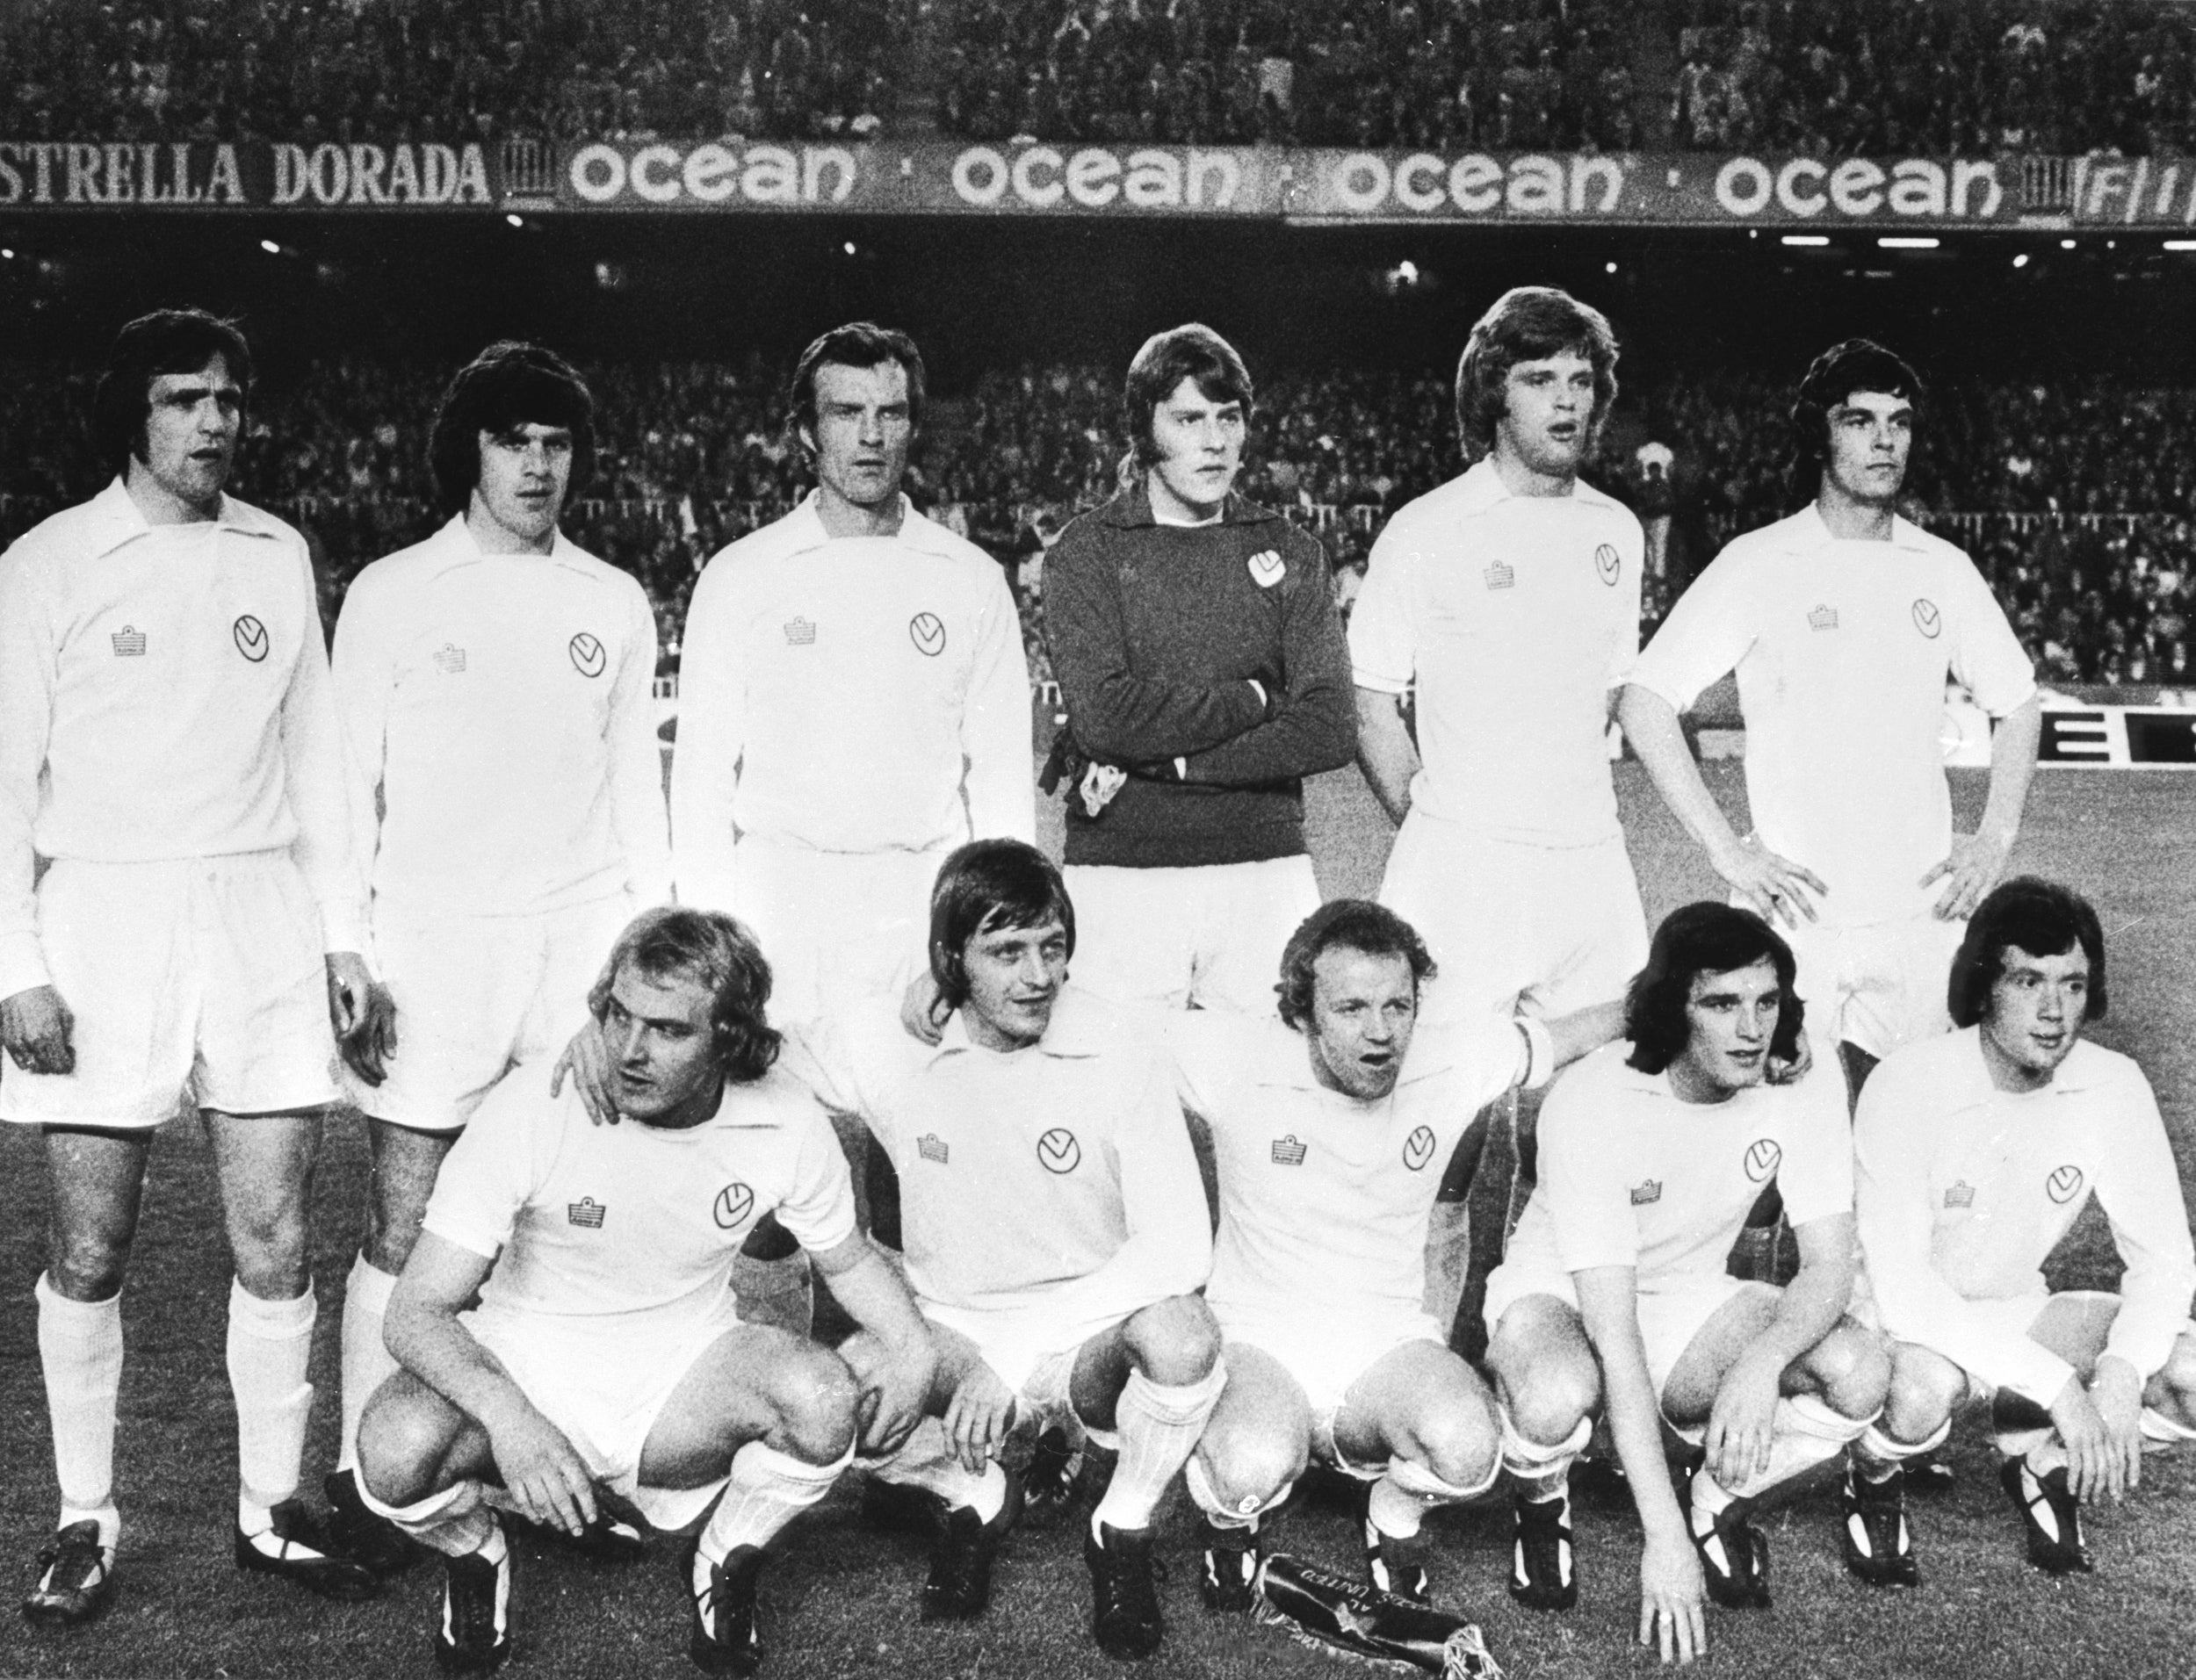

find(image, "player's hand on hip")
[942,1362,1017,1475]
[0,984,76,1076]
[550,1016,620,1125]
[2048,1371,2119,1502]
[2085,1355,2147,1499]
[1710,833,1826,929]
[1636,1531,1708,1665]
[338,979,399,1086]
[1920,827,2012,921]
[488,1405,599,1538]
[1704,1350,1781,1489]
[899,970,949,1047]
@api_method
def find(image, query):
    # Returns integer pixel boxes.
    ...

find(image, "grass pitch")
[3,762,2193,1680]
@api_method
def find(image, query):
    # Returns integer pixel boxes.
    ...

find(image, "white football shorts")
[1218,1302,1447,1467]
[730,834,947,1027]
[1064,854,1320,1014]
[361,892,636,1133]
[1378,814,1647,1027]
[1,853,338,1128]
[1777,910,1964,1064]
[1482,1260,1756,1402]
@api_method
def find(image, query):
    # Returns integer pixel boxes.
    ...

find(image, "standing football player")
[1174,900,1621,1611]
[1349,286,1648,1330]
[1042,322,1355,1012]
[1482,905,1884,1662]
[1851,879,2196,1580]
[4,311,380,1623]
[354,908,935,1676]
[1620,340,2040,1099]
[326,342,671,1569]
[815,840,1222,1662]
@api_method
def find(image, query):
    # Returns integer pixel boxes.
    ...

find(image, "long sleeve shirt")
[805,987,1211,1357]
[331,516,669,925]
[1044,487,1355,869]
[672,493,1032,915]
[0,478,364,998]
[1855,1027,2196,1408]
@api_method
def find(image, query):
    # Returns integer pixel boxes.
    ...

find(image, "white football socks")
[1369,1453,1499,1540]
[1090,1361,1227,1540]
[35,1273,124,1550]
[227,1278,315,1523]
[1497,1405,1591,1496]
[336,1255,400,1477]
[1853,1417,1952,1482]
[356,1475,500,1559]
[1694,1395,1875,1515]
[868,1417,1008,1522]
[694,1439,851,1594]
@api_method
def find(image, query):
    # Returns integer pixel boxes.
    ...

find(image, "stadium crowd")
[12,0,2196,156]
[1,0,911,144]
[4,352,2194,686]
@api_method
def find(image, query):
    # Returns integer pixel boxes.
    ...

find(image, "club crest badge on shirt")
[568,631,606,677]
[714,1182,756,1229]
[1247,550,1285,588]
[1744,1138,1782,1183]
[2046,1164,2084,1205]
[233,614,269,662]
[1402,1127,1437,1172]
[1037,1128,1081,1174]
[1594,544,1621,586]
[909,612,947,656]
[1911,598,1942,639]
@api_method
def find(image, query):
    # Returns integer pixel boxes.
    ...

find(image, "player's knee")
[1124,1294,1222,1384]
[357,1381,460,1508]
[48,1230,133,1301]
[364,1186,431,1274]
[1882,1345,1961,1443]
[1810,1325,1892,1419]
[1195,1431,1305,1516]
[228,1204,313,1297]
[1406,1400,1502,1493]
[767,1344,863,1465]
[2156,1336,2196,1416]
[1505,1361,1600,1446]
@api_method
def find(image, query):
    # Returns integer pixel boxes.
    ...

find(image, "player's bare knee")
[1196,1430,1304,1514]
[1504,1359,1600,1445]
[1124,1294,1222,1384]
[1882,1345,1961,1444]
[765,1344,862,1464]
[1405,1402,1501,1492]
[364,1187,431,1274]
[1810,1325,1892,1419]
[358,1381,461,1508]
[47,1231,133,1301]
[228,1204,313,1298]
[2153,1335,2196,1420]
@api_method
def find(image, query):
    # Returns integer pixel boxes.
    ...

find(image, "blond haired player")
[326,342,670,1568]
[5,311,380,1623]
[1350,285,1647,1332]
[1850,878,2196,1581]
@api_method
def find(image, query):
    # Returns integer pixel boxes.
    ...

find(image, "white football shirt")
[423,1059,856,1370]
[1349,459,1644,847]
[1854,1027,2196,1408]
[332,516,669,922]
[1171,1010,1542,1329]
[672,493,1033,914]
[805,987,1210,1359]
[1509,1042,1853,1294]
[1629,507,2035,927]
[0,479,364,999]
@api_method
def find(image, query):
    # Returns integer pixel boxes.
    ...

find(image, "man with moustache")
[326,342,671,1568]
[4,310,380,1622]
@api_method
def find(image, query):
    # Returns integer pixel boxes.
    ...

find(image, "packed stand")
[5,353,2196,684]
[940,0,1645,149]
[1,0,910,144]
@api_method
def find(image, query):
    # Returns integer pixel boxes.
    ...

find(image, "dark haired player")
[810,840,1221,1662]
[1852,878,2196,1579]
[355,907,934,1676]
[4,310,379,1621]
[674,321,1031,1024]
[1482,905,1882,1663]
[1172,900,1620,1611]
[1043,322,1354,1011]
[328,342,670,1564]
[1349,286,1648,1333]
[1622,340,2041,1100]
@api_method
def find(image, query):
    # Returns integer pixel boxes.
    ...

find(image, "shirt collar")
[1800,501,1939,555]
[779,489,958,558]
[1953,1024,2111,1099]
[1096,483,1280,530]
[84,474,283,559]
[929,984,1110,1063]
[434,511,593,576]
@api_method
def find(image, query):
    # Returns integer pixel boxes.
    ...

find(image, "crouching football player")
[354,909,934,1676]
[814,840,1222,1662]
[1482,905,1885,1664]
[1852,878,2196,1579]
[1172,901,1622,1611]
